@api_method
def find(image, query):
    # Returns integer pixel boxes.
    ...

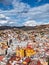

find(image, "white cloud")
[0,20,8,24]
[25,4,49,20]
[24,20,41,26]
[24,20,49,26]
[13,0,30,12]
[0,14,5,18]
[0,14,8,24]
[6,17,10,19]
[0,0,49,26]
[0,0,30,26]
[9,22,15,24]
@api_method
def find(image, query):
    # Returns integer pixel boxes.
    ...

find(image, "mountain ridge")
[0,24,49,30]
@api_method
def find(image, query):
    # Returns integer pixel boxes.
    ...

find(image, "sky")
[0,0,49,26]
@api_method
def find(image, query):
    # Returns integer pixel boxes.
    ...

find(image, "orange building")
[25,47,36,57]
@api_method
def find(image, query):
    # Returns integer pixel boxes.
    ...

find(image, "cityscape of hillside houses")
[0,0,49,65]
[0,25,49,65]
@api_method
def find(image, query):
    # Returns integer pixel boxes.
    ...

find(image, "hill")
[0,24,49,31]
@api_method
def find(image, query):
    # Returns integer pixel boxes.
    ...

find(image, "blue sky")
[0,0,49,26]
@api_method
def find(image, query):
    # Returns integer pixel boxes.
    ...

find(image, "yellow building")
[16,47,36,58]
[19,48,24,58]
[25,48,36,57]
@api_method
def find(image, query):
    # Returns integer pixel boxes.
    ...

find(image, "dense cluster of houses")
[0,28,49,65]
